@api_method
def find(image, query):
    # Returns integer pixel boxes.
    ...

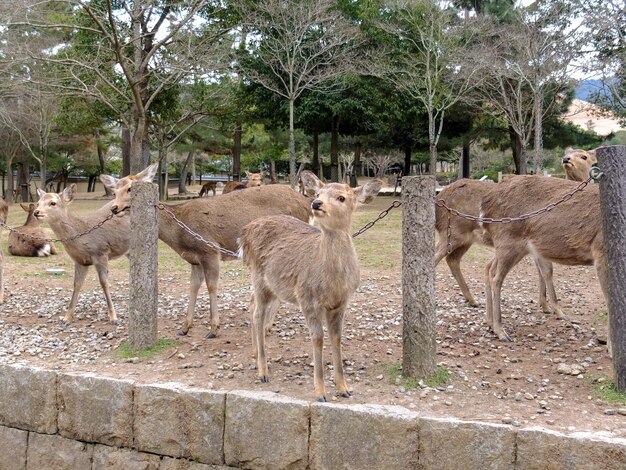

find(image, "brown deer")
[34,183,130,325]
[240,172,382,401]
[562,147,597,181]
[480,175,606,343]
[0,199,8,302]
[101,164,312,338]
[222,171,263,195]
[8,203,58,257]
[435,179,564,317]
[199,181,217,197]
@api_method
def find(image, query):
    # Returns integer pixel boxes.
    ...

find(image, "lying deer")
[480,175,607,343]
[562,147,597,181]
[199,181,217,197]
[241,171,382,401]
[435,179,564,317]
[9,203,57,257]
[102,164,312,338]
[0,200,8,302]
[222,171,263,195]
[34,183,130,325]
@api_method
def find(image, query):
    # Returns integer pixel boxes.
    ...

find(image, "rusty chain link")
[352,200,402,238]
[156,203,241,258]
[0,211,118,244]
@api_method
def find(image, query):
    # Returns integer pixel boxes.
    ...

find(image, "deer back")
[481,175,602,265]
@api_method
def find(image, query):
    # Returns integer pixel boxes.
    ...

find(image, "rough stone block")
[0,364,57,433]
[92,444,161,469]
[224,391,310,470]
[310,403,419,470]
[58,372,134,447]
[160,456,240,470]
[134,383,225,464]
[26,432,93,470]
[516,428,626,470]
[418,417,515,470]
[0,425,28,470]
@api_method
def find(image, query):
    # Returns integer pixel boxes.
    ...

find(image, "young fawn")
[241,171,382,401]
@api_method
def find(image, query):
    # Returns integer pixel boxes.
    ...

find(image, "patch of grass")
[116,338,177,359]
[592,378,626,405]
[386,363,449,390]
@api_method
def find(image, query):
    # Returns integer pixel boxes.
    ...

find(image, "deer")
[8,203,58,257]
[222,171,263,195]
[199,181,218,197]
[101,164,312,338]
[479,175,607,345]
[562,147,597,181]
[34,182,130,325]
[240,171,382,401]
[0,199,8,302]
[435,179,564,317]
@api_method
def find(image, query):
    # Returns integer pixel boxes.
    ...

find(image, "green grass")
[116,338,177,359]
[387,363,449,390]
[592,378,626,406]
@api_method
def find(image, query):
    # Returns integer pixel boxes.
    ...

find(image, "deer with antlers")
[102,164,312,338]
[240,171,382,401]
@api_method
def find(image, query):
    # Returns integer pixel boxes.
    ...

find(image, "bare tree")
[365,153,401,179]
[235,0,365,186]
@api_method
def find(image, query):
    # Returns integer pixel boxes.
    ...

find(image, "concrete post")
[597,145,626,391]
[402,176,437,378]
[128,181,159,350]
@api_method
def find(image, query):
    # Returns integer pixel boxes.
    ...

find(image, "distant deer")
[34,182,130,325]
[102,164,312,338]
[480,175,607,344]
[222,171,263,195]
[241,171,382,401]
[0,200,8,302]
[199,181,217,197]
[9,203,57,257]
[435,179,564,317]
[562,147,597,181]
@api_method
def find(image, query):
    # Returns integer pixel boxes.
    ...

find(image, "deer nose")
[34,210,40,217]
[312,200,322,211]
[562,156,570,164]
[111,205,119,214]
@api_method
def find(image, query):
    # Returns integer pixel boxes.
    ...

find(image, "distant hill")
[564,98,624,135]
[575,79,604,101]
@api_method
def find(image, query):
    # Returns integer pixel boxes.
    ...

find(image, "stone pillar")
[597,145,626,391]
[129,181,159,350]
[402,176,436,378]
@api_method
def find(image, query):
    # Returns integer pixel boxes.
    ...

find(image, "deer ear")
[354,179,383,205]
[564,147,575,156]
[37,188,46,200]
[300,171,324,197]
[138,163,158,182]
[100,174,118,192]
[587,149,597,160]
[20,203,29,212]
[62,184,77,203]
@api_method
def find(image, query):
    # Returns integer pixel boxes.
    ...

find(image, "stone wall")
[0,364,624,470]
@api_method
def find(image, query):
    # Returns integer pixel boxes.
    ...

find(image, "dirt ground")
[0,194,624,439]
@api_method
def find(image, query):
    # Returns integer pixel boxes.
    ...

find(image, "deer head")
[101,163,159,214]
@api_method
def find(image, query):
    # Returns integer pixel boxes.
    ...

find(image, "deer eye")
[50,201,56,206]
[581,155,587,160]
[337,196,345,202]
[127,187,131,193]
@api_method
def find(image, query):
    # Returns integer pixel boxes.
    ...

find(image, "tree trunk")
[350,141,362,187]
[270,160,277,183]
[158,146,168,201]
[462,142,470,179]
[404,146,412,176]
[533,89,543,173]
[18,162,29,202]
[509,126,524,175]
[233,124,242,182]
[330,115,340,182]
[179,148,194,194]
[122,125,131,177]
[429,142,437,177]
[312,129,320,176]
[5,157,15,203]
[95,129,113,196]
[288,99,297,187]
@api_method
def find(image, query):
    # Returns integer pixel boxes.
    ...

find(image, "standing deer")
[480,175,607,343]
[199,181,217,197]
[9,203,57,257]
[222,171,263,195]
[562,147,597,181]
[436,179,564,317]
[34,183,130,325]
[0,200,8,302]
[240,172,382,401]
[102,164,312,338]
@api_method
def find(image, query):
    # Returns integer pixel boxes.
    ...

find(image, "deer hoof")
[339,391,352,398]
[260,375,269,383]
[60,320,70,328]
[176,330,188,337]
[205,331,217,339]
[110,320,120,326]
[318,396,327,403]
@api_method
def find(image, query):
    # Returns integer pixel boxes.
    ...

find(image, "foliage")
[116,338,177,360]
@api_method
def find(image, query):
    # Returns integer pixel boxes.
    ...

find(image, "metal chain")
[352,200,402,238]
[436,172,601,225]
[156,203,241,258]
[0,211,118,243]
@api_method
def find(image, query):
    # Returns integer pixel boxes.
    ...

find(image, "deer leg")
[202,255,221,339]
[0,248,4,303]
[594,250,612,356]
[485,258,496,329]
[490,249,525,342]
[252,288,275,383]
[180,264,204,335]
[533,257,565,318]
[327,306,350,398]
[93,260,118,324]
[64,263,89,324]
[304,309,326,402]
[445,245,479,307]
[250,293,279,361]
